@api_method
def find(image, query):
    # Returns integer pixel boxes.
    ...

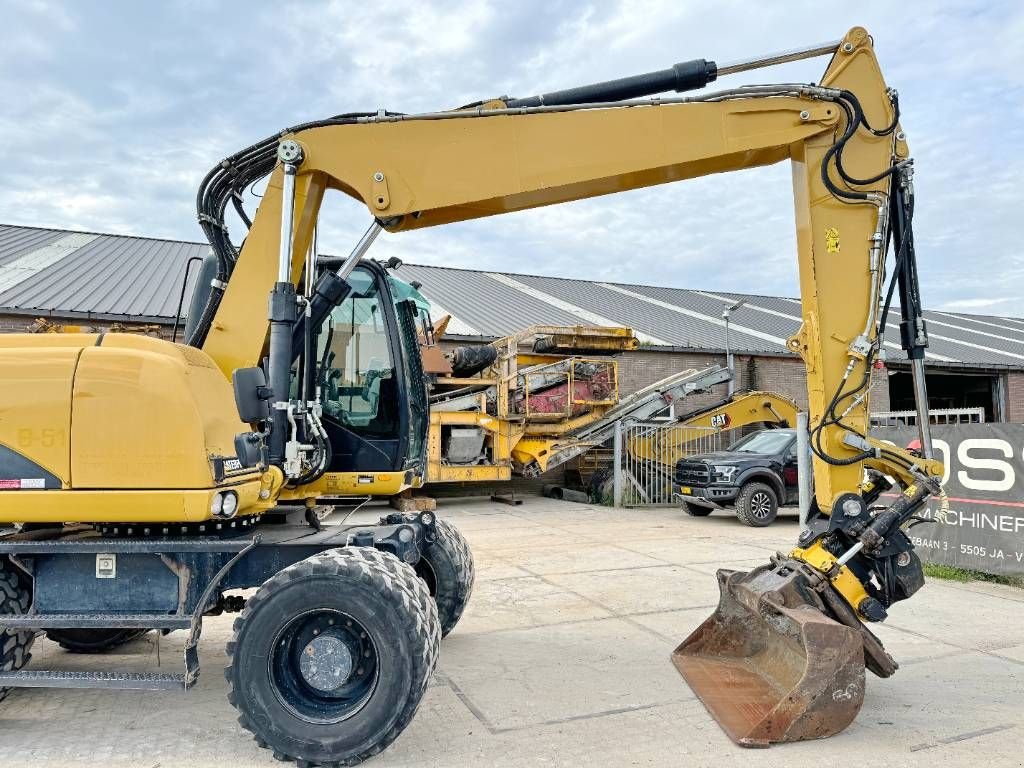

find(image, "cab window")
[318,268,399,438]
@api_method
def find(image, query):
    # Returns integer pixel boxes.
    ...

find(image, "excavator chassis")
[673,557,897,746]
[0,510,438,691]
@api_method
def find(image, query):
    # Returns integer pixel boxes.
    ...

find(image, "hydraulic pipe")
[715,39,841,76]
[797,411,811,533]
[505,38,840,108]
[267,157,301,464]
[291,220,382,359]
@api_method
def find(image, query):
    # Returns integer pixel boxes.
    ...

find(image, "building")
[2,222,1023,423]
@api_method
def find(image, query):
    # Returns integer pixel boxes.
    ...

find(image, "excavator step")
[2,614,191,630]
[0,670,186,691]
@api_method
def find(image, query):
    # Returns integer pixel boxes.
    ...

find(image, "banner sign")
[876,423,1024,576]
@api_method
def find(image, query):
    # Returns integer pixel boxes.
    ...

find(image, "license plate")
[679,486,691,495]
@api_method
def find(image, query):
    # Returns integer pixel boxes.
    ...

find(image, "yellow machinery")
[626,390,799,466]
[0,27,946,765]
[428,324,636,482]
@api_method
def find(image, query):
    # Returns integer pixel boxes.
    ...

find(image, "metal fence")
[870,407,985,428]
[615,422,723,506]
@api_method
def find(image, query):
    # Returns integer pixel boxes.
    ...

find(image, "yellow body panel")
[72,337,236,488]
[0,333,267,524]
[278,470,417,500]
[0,341,84,487]
[14,480,266,524]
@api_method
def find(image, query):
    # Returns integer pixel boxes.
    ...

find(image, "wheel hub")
[299,634,354,692]
[752,492,772,518]
[270,609,379,724]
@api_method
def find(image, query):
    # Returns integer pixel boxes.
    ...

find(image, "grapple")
[673,559,896,747]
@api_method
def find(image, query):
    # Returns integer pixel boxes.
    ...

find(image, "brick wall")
[1006,372,1024,423]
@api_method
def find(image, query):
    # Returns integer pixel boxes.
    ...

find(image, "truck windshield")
[728,430,794,454]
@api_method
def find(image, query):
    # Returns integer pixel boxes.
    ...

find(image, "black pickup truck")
[673,428,798,527]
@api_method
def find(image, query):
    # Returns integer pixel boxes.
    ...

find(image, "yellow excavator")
[626,389,799,466]
[0,26,944,765]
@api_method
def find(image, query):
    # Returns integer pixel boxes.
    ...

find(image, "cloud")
[0,0,1021,317]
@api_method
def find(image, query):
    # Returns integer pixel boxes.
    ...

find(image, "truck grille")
[675,460,711,486]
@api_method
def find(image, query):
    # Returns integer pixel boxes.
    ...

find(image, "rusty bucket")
[672,563,867,747]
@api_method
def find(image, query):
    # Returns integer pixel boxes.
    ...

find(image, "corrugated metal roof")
[1,223,1023,370]
[0,225,206,322]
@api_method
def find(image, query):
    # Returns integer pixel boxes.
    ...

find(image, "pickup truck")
[673,428,798,526]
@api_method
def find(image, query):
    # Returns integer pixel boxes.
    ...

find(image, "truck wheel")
[226,547,441,767]
[46,629,149,653]
[0,559,34,704]
[735,482,778,527]
[680,501,713,517]
[413,518,475,637]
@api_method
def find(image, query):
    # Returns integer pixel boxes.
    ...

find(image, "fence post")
[797,411,811,533]
[613,421,623,508]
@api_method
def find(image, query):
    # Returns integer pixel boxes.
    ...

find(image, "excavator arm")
[200,26,939,507]
[193,26,944,745]
[627,390,799,466]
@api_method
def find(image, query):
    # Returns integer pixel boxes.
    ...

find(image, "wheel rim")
[750,492,773,520]
[269,609,379,724]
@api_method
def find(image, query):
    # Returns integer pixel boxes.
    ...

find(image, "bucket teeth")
[672,562,868,747]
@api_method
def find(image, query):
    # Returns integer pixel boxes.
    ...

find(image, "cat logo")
[825,227,841,253]
[710,413,731,428]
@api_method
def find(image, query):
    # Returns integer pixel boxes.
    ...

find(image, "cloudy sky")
[2,1,1022,315]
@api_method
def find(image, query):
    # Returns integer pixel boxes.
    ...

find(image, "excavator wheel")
[226,546,441,767]
[46,629,150,654]
[407,516,475,637]
[0,557,34,703]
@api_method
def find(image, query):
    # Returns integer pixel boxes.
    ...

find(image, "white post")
[613,421,623,508]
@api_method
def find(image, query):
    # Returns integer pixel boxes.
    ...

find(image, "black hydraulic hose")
[188,112,382,347]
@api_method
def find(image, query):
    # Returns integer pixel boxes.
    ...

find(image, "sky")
[2,0,1022,315]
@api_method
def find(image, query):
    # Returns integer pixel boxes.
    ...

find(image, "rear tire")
[735,482,778,527]
[0,558,34,704]
[46,629,149,654]
[226,547,441,767]
[409,517,475,637]
[680,501,713,517]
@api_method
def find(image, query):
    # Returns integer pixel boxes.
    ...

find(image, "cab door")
[316,263,421,476]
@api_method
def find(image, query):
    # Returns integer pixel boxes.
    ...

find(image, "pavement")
[2,497,1023,768]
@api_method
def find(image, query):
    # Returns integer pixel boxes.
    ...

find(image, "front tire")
[0,558,34,704]
[226,547,441,767]
[735,482,779,527]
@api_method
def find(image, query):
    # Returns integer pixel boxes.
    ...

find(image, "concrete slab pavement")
[0,497,1021,768]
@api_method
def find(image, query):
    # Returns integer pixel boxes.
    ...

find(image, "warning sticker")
[0,479,46,490]
[825,227,841,253]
